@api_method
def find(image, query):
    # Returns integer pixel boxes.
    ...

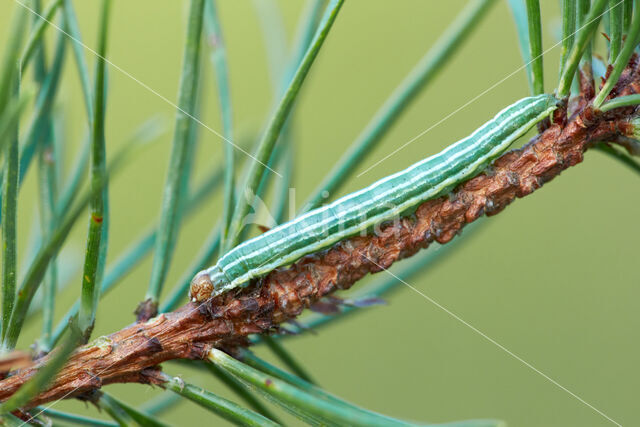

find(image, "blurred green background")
[1,0,638,426]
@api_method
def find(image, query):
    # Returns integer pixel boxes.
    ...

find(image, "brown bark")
[2,65,640,410]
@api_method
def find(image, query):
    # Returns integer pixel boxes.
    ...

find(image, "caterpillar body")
[190,94,558,302]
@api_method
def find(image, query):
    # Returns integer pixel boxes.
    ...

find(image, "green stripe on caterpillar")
[190,94,558,302]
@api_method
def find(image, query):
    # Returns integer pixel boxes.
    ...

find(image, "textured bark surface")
[2,65,640,410]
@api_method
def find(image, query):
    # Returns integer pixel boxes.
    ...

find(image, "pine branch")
[2,59,640,409]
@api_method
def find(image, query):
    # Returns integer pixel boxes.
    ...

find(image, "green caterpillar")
[190,94,558,302]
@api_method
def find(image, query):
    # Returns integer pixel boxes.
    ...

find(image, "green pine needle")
[271,139,294,224]
[161,372,279,427]
[138,392,181,417]
[54,132,90,217]
[225,0,345,248]
[609,0,624,62]
[210,348,418,426]
[62,0,93,122]
[252,0,289,90]
[0,5,27,344]
[3,123,155,349]
[0,89,33,155]
[599,93,640,110]
[525,0,544,95]
[304,0,494,211]
[557,0,608,98]
[577,0,594,71]
[97,393,134,426]
[19,0,63,77]
[205,0,235,250]
[1,80,21,347]
[594,0,640,107]
[623,0,633,32]
[78,0,111,341]
[145,0,206,306]
[290,0,328,80]
[262,336,316,385]
[203,362,282,423]
[52,152,222,344]
[31,0,59,351]
[38,408,117,427]
[0,9,26,109]
[99,393,168,427]
[508,0,534,92]
[0,22,67,228]
[559,0,576,79]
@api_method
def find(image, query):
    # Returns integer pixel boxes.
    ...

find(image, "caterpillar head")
[190,267,229,302]
[189,271,215,302]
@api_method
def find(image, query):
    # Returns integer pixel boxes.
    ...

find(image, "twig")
[2,61,640,410]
